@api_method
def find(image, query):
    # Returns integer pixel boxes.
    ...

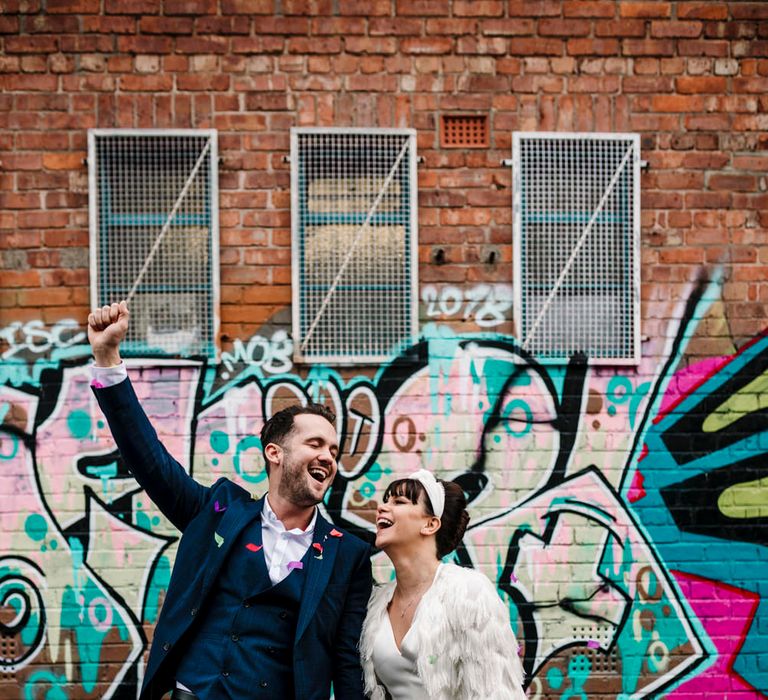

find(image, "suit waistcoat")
[174,519,311,698]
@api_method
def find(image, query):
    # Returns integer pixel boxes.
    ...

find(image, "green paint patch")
[25,514,48,542]
[718,476,768,518]
[135,511,152,531]
[704,370,768,432]
[233,435,266,483]
[210,430,230,454]
[145,556,171,624]
[67,409,92,440]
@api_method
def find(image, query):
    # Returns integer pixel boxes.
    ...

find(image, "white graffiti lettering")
[220,330,294,378]
[421,284,513,328]
[0,320,86,360]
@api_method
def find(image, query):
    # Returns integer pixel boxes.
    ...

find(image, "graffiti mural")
[2,278,767,698]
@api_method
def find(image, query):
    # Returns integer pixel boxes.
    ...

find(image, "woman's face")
[375,485,433,551]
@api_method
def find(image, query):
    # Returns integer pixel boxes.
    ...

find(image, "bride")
[359,469,526,699]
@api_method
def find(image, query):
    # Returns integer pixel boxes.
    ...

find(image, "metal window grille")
[88,129,219,360]
[512,132,640,364]
[291,128,418,364]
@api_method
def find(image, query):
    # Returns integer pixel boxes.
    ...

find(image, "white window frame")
[512,131,641,365]
[290,127,419,365]
[87,128,220,361]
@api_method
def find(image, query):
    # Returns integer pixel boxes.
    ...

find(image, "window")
[512,132,640,364]
[291,128,418,364]
[88,129,219,360]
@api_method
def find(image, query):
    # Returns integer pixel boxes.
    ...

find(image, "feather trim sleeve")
[415,565,526,700]
[359,580,396,699]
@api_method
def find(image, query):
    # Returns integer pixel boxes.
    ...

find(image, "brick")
[731,3,768,20]
[678,39,729,57]
[510,37,563,55]
[222,0,275,12]
[339,0,391,15]
[177,74,230,90]
[567,38,619,55]
[620,2,670,18]
[480,19,534,36]
[284,0,332,13]
[195,16,250,33]
[507,0,560,16]
[595,19,645,37]
[426,19,477,35]
[709,174,756,191]
[105,0,159,12]
[539,18,590,37]
[0,16,20,32]
[139,16,194,34]
[684,114,731,130]
[401,37,454,54]
[82,16,136,33]
[3,271,42,288]
[117,36,173,53]
[176,36,228,54]
[563,1,614,17]
[312,18,366,35]
[568,75,620,92]
[454,1,503,16]
[165,0,216,13]
[370,18,422,35]
[457,37,508,54]
[27,14,80,32]
[4,36,58,54]
[396,0,449,16]
[651,21,703,38]
[47,0,99,11]
[676,76,727,93]
[345,37,398,54]
[287,37,341,53]
[120,74,173,91]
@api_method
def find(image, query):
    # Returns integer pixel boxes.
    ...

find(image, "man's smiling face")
[274,413,339,507]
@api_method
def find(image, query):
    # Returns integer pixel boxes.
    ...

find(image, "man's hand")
[88,301,130,367]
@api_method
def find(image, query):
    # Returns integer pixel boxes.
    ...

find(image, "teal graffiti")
[66,409,92,440]
[561,654,592,700]
[0,400,20,460]
[233,435,266,483]
[606,377,651,429]
[210,430,230,454]
[23,671,68,700]
[501,399,534,438]
[25,514,48,542]
[85,462,118,503]
[145,556,172,624]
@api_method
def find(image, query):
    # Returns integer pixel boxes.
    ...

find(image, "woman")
[360,469,526,699]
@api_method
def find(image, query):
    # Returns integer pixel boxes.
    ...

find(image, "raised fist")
[88,301,130,367]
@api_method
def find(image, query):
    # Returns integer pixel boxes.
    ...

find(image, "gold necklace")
[393,579,432,619]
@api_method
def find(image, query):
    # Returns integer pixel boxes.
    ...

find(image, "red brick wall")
[1,0,766,348]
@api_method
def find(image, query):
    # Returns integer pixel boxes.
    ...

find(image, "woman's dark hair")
[260,403,336,472]
[383,477,470,558]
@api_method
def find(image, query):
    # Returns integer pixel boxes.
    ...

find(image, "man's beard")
[277,454,324,507]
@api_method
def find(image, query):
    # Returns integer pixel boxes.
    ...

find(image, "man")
[88,301,372,700]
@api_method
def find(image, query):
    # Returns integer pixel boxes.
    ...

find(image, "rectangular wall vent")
[291,128,418,364]
[88,129,219,360]
[441,114,489,148]
[512,132,640,365]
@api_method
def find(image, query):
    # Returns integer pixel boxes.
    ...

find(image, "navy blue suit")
[94,378,372,700]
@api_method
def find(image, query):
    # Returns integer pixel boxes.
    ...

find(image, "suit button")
[162,642,170,651]
[260,681,268,688]
[190,607,198,617]
[231,634,239,642]
[243,600,250,608]
[279,611,288,620]
[222,670,230,677]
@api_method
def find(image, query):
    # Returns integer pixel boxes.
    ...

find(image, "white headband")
[407,469,445,518]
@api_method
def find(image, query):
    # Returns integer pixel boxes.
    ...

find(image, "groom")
[88,301,372,700]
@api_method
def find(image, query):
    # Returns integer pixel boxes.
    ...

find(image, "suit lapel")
[295,514,339,642]
[201,494,265,593]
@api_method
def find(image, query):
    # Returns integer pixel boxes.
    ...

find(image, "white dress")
[371,611,430,699]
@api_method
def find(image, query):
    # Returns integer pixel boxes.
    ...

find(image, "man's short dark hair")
[260,403,336,472]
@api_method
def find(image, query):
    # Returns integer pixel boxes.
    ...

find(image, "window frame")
[512,131,641,366]
[87,128,220,361]
[290,127,419,365]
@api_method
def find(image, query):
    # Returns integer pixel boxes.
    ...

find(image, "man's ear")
[421,516,441,537]
[264,442,282,468]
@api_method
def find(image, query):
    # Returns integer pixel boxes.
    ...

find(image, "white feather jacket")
[359,563,526,700]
